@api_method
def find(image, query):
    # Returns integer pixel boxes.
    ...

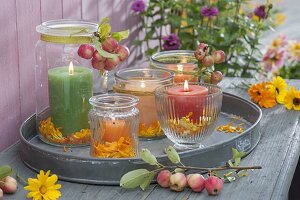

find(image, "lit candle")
[166,58,198,83]
[167,80,208,122]
[102,117,130,142]
[48,62,93,136]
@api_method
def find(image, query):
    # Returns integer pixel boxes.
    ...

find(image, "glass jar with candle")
[150,50,199,83]
[35,19,99,146]
[113,68,174,140]
[89,94,139,158]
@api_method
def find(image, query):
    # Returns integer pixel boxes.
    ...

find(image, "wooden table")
[1,78,300,200]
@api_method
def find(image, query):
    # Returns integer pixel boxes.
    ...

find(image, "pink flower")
[262,49,285,72]
[287,40,300,61]
[270,34,288,49]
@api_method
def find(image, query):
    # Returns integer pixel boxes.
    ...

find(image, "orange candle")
[166,63,197,83]
[102,118,130,142]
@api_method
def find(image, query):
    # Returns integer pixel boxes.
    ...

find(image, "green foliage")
[0,165,12,180]
[280,63,300,79]
[134,0,279,78]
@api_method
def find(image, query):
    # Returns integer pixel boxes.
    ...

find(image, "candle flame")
[184,80,189,92]
[69,61,74,75]
[140,81,146,88]
[177,64,183,72]
[112,117,116,124]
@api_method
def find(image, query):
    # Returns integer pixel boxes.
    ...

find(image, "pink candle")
[167,81,208,122]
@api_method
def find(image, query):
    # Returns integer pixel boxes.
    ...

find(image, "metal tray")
[19,92,262,185]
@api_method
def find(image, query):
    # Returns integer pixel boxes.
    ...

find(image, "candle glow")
[69,61,74,75]
[177,64,183,72]
[184,80,189,92]
[140,81,146,88]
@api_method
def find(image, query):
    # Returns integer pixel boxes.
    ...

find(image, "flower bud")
[202,55,214,68]
[212,50,225,64]
[211,71,223,84]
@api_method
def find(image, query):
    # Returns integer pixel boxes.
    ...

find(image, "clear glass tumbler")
[155,82,223,149]
[89,94,139,158]
[113,68,174,140]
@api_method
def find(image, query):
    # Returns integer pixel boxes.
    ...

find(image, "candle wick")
[113,122,115,125]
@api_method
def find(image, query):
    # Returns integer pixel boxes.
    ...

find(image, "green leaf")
[99,17,109,26]
[237,170,248,177]
[92,37,117,59]
[111,30,129,42]
[140,172,156,191]
[140,149,158,166]
[0,165,12,180]
[99,23,111,41]
[225,176,236,183]
[174,168,185,173]
[120,169,152,189]
[232,148,247,166]
[165,146,180,164]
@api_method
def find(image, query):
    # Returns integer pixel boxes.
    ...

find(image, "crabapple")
[212,50,225,64]
[78,44,94,59]
[187,173,205,192]
[104,57,120,71]
[0,176,17,194]
[202,55,214,68]
[102,37,118,53]
[169,173,187,192]
[92,50,106,62]
[116,45,130,61]
[210,71,223,84]
[91,59,106,70]
[157,170,172,188]
[194,43,209,60]
[205,176,223,196]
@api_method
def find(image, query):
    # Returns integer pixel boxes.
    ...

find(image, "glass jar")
[35,19,98,146]
[150,50,198,83]
[113,68,174,140]
[155,82,223,149]
[89,94,139,158]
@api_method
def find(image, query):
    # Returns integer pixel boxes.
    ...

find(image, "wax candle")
[48,62,93,136]
[167,80,208,122]
[102,118,130,142]
[166,63,197,83]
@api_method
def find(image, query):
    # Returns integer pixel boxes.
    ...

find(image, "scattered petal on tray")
[91,137,135,158]
[216,121,244,134]
[39,117,91,145]
[139,121,163,137]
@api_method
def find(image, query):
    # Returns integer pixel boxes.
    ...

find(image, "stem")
[164,165,262,172]
[16,173,28,186]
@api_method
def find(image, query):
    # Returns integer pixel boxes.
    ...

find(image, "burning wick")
[69,61,74,75]
[112,117,116,125]
[184,80,189,92]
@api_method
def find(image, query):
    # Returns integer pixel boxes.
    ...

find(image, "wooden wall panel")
[16,0,41,121]
[41,0,63,21]
[0,0,21,151]
[81,0,98,21]
[63,0,82,19]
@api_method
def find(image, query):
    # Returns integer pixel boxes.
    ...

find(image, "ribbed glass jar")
[89,94,139,158]
[150,50,198,83]
[155,82,223,149]
[35,19,98,146]
[113,68,174,140]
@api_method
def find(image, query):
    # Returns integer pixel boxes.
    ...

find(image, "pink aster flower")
[270,34,288,49]
[201,6,219,18]
[131,0,146,13]
[262,48,285,72]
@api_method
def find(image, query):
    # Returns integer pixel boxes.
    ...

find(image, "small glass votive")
[155,82,223,149]
[150,50,198,83]
[113,68,174,140]
[89,94,139,158]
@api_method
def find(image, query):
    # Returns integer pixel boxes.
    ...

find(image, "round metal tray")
[19,92,262,185]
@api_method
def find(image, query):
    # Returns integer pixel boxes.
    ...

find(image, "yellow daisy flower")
[284,86,300,110]
[24,170,62,200]
[274,13,286,26]
[288,41,300,61]
[268,76,287,104]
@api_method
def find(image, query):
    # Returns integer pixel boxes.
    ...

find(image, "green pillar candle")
[48,64,93,136]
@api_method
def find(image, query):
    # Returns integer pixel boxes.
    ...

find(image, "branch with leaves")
[120,146,262,194]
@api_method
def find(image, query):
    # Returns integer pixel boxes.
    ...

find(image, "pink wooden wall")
[0,0,142,151]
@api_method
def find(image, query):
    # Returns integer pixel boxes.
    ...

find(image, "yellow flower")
[274,13,286,26]
[24,170,62,200]
[268,76,288,104]
[284,86,300,110]
[288,41,300,61]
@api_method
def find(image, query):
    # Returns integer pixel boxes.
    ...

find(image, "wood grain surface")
[1,78,299,200]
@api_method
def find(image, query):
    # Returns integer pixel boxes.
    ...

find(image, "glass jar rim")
[155,82,223,98]
[89,93,139,109]
[36,19,98,37]
[151,50,197,65]
[114,68,174,84]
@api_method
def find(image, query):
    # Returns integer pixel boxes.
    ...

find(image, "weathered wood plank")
[41,0,63,21]
[0,0,21,151]
[81,0,98,21]
[62,0,82,19]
